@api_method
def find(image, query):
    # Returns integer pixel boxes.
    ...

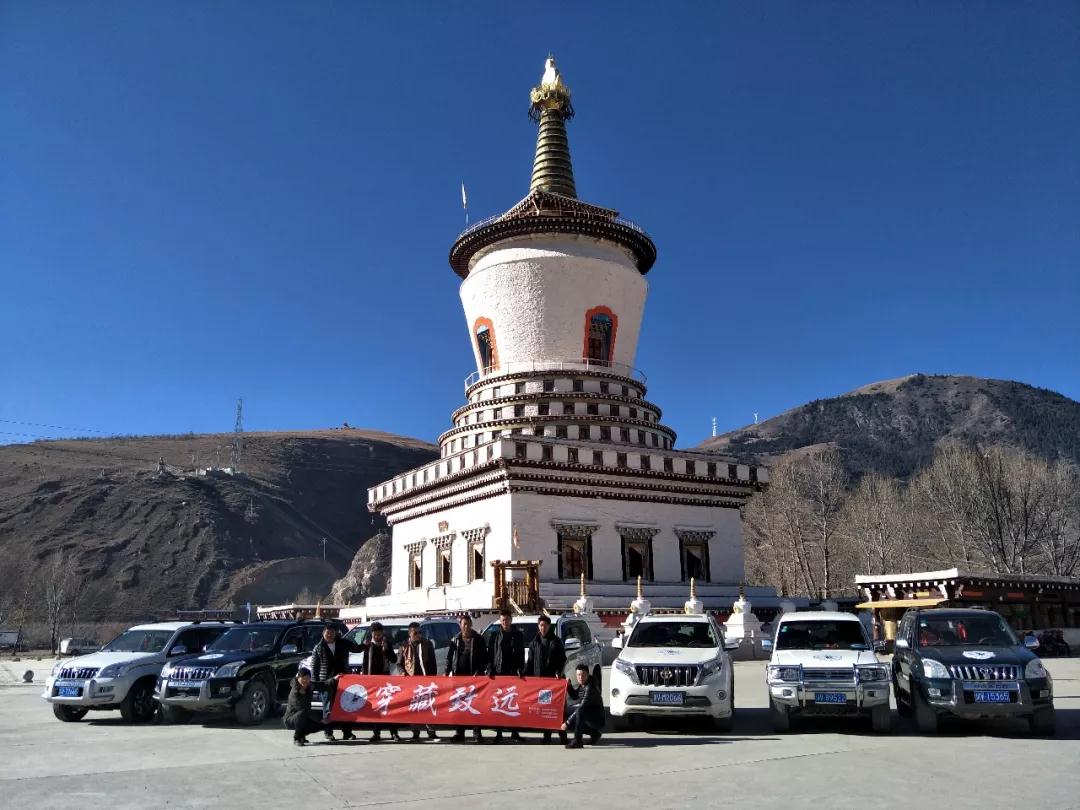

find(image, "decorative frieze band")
[550,519,598,538]
[461,526,489,546]
[674,528,716,544]
[430,532,456,550]
[404,540,427,554]
[615,523,661,541]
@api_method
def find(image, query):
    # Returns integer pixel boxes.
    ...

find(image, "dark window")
[572,380,583,392]
[471,543,485,582]
[563,401,575,415]
[592,450,604,466]
[568,447,579,463]
[600,382,609,394]
[750,467,758,482]
[515,442,526,459]
[538,402,550,416]
[620,428,629,442]
[476,324,496,369]
[599,426,611,441]
[621,536,655,582]
[640,455,651,471]
[630,408,638,419]
[622,386,629,397]
[728,464,737,479]
[513,404,525,417]
[664,457,674,473]
[587,402,599,415]
[707,462,716,478]
[515,382,525,394]
[679,538,711,583]
[586,312,614,364]
[541,445,553,462]
[556,425,567,439]
[543,379,555,392]
[612,405,622,417]
[510,427,522,435]
[410,551,423,589]
[557,533,593,580]
[492,407,501,419]
[616,452,627,468]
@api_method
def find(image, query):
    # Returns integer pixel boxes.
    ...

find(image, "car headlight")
[857,665,889,682]
[51,662,63,677]
[1025,658,1049,680]
[215,661,243,678]
[767,665,802,684]
[98,663,128,679]
[698,658,725,682]
[921,658,951,679]
[613,658,639,684]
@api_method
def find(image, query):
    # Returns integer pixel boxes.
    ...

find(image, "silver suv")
[43,621,232,722]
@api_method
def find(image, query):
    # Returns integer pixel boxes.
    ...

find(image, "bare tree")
[798,449,849,597]
[913,445,981,567]
[1033,460,1080,576]
[844,472,906,575]
[42,551,79,653]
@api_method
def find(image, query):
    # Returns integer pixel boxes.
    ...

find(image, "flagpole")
[461,182,469,227]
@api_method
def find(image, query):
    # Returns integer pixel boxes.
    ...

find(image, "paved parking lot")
[4,658,1080,809]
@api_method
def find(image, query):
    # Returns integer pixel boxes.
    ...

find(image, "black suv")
[154,619,348,725]
[891,608,1055,735]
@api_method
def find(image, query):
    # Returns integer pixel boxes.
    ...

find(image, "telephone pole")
[230,398,244,471]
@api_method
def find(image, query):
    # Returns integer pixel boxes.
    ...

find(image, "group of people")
[284,611,605,749]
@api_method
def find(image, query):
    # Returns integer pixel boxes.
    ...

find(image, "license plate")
[973,691,1011,703]
[814,692,847,704]
[169,680,203,689]
[649,691,685,706]
[57,686,82,697]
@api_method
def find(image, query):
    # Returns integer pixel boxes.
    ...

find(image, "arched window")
[473,317,498,371]
[583,306,618,365]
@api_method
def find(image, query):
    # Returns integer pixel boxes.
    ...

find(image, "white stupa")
[361,57,778,620]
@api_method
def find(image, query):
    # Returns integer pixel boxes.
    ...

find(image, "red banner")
[327,675,567,730]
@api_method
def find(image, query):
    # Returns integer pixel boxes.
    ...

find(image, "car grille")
[169,667,216,681]
[635,665,700,687]
[948,664,1021,681]
[58,667,99,679]
[802,668,854,683]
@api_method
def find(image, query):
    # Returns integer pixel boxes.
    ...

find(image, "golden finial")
[690,577,697,600]
[529,55,576,197]
[636,575,643,600]
[313,600,322,619]
[579,571,586,598]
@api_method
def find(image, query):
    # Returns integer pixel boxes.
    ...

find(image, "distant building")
[364,57,779,619]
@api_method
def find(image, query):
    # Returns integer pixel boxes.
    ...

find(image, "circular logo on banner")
[339,683,368,713]
[962,650,995,660]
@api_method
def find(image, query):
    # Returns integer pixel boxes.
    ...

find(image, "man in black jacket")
[487,609,526,743]
[528,614,567,743]
[283,668,324,746]
[361,622,399,742]
[400,621,439,741]
[308,623,362,741]
[444,615,487,743]
[562,664,604,748]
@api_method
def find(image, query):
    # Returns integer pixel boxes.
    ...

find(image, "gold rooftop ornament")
[636,574,643,600]
[580,571,587,598]
[528,56,577,198]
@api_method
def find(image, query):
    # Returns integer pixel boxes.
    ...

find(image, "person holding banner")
[283,668,324,746]
[309,623,362,742]
[529,614,568,744]
[444,614,488,743]
[562,664,605,748]
[400,621,438,742]
[487,609,526,744]
[362,622,400,742]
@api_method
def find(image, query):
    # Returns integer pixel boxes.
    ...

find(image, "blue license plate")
[973,691,1011,703]
[169,680,203,689]
[57,686,81,697]
[649,691,685,706]
[814,692,847,704]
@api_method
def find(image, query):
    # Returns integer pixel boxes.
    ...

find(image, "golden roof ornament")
[636,574,643,600]
[528,55,577,198]
[690,577,697,600]
[314,600,322,619]
[579,571,587,598]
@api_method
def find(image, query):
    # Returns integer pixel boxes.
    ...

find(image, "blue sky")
[2,2,1078,448]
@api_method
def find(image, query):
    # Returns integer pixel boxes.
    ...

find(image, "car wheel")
[912,686,939,734]
[712,713,734,732]
[119,679,157,723]
[160,704,191,724]
[769,698,791,732]
[1028,707,1056,737]
[870,703,892,733]
[235,678,271,725]
[894,682,913,718]
[52,704,88,722]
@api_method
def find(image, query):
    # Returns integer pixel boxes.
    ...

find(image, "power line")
[0,418,113,435]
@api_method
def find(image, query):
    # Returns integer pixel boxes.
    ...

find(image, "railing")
[456,212,652,241]
[464,358,647,390]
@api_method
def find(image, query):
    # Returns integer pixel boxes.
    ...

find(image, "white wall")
[460,234,648,372]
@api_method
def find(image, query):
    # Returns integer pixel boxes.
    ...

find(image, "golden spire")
[579,571,586,598]
[636,574,643,600]
[528,56,577,198]
[313,600,322,619]
[690,577,697,600]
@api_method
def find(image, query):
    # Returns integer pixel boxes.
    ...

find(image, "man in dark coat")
[283,668,324,746]
[308,623,362,741]
[562,664,604,748]
[487,609,526,743]
[361,622,399,742]
[528,613,568,743]
[444,614,487,743]
[400,621,438,741]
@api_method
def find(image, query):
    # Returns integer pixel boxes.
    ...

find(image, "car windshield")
[208,627,281,652]
[775,620,868,651]
[102,629,174,653]
[628,622,717,648]
[346,625,410,648]
[483,624,541,647]
[917,615,1019,648]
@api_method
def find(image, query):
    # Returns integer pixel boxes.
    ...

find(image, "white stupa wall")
[460,234,648,372]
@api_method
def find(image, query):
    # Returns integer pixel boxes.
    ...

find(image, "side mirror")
[169,645,188,657]
[759,639,773,652]
[281,643,299,655]
[611,636,624,650]
[873,640,888,653]
[563,638,582,654]
[1024,636,1040,649]
[894,638,909,650]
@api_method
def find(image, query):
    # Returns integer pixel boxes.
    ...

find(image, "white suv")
[43,621,230,723]
[610,613,736,731]
[762,611,891,733]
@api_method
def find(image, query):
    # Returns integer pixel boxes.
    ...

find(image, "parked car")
[891,608,1055,735]
[343,617,460,674]
[43,621,232,723]
[156,619,347,725]
[60,637,100,656]
[761,611,891,733]
[481,613,604,682]
[609,612,737,731]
